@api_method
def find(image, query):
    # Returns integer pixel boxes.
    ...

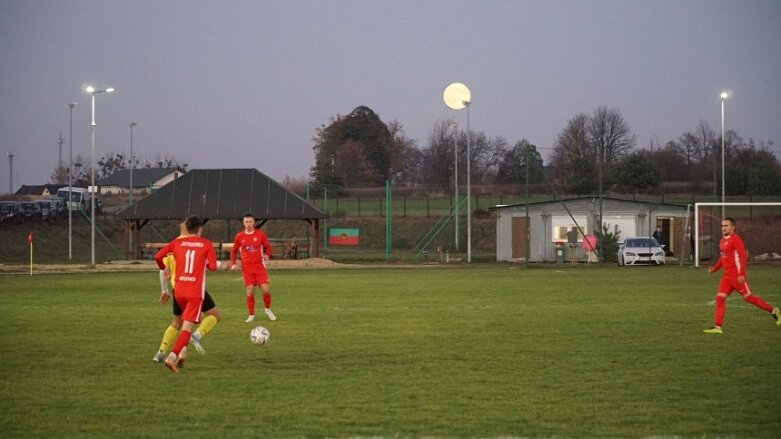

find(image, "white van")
[56,187,89,211]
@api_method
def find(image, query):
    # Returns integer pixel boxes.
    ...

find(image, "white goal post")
[693,202,781,268]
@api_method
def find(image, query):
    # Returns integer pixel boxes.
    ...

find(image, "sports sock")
[171,330,192,356]
[159,325,179,353]
[714,295,726,327]
[263,291,272,309]
[196,315,218,337]
[743,294,773,313]
[247,295,256,316]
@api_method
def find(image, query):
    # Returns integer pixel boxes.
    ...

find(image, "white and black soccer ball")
[250,326,270,346]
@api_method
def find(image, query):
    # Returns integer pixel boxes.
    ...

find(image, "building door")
[511,216,529,260]
[657,217,674,256]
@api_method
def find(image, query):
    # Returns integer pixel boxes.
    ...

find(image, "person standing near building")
[704,218,780,334]
[566,226,579,265]
[230,213,276,322]
[154,216,218,372]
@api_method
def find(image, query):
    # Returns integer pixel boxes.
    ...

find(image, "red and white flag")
[27,230,33,245]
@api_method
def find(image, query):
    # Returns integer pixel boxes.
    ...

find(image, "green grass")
[2,265,780,438]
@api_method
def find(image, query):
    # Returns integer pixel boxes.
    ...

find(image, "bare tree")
[50,166,68,184]
[589,106,635,164]
[676,132,700,166]
[420,120,458,190]
[551,113,595,193]
[695,120,715,161]
[386,120,421,185]
[460,130,507,184]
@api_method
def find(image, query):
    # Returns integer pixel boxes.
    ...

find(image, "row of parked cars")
[0,198,102,225]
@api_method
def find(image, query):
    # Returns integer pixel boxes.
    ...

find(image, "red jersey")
[230,229,272,273]
[155,235,218,298]
[711,233,747,278]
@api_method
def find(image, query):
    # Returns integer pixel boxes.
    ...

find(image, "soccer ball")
[250,326,270,346]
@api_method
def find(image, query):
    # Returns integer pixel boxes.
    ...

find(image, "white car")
[617,237,666,266]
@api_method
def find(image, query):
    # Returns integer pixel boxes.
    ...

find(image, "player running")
[152,230,222,361]
[230,213,276,322]
[154,216,218,372]
[703,217,781,334]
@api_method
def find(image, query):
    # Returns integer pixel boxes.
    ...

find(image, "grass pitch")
[1,265,780,438]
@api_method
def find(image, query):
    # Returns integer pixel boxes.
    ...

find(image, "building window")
[551,215,587,242]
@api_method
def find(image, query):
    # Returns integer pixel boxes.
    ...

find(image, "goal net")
[693,202,781,268]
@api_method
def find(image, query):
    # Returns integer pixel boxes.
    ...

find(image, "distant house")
[14,184,67,198]
[97,167,185,196]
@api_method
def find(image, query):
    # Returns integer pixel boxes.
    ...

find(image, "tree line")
[309,105,781,196]
[49,104,780,197]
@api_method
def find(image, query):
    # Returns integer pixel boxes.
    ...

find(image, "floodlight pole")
[465,101,471,263]
[720,92,728,218]
[129,122,137,257]
[68,102,77,261]
[87,85,114,267]
[449,121,459,252]
[524,142,530,265]
[443,82,472,261]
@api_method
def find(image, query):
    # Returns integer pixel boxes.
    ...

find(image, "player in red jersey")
[230,213,276,322]
[154,216,218,372]
[704,217,780,334]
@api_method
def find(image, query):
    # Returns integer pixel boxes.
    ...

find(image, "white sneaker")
[245,315,255,323]
[264,308,277,321]
[190,332,206,355]
[152,351,164,363]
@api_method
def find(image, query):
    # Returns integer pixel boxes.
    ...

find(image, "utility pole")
[7,150,15,193]
[57,131,65,171]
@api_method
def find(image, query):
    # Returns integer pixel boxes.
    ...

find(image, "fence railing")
[304,192,781,218]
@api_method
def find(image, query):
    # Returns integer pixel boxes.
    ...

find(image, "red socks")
[744,294,773,313]
[172,330,191,355]
[246,295,256,316]
[714,296,726,327]
[263,291,271,309]
[715,293,773,328]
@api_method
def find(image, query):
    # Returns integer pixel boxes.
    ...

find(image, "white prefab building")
[495,196,689,263]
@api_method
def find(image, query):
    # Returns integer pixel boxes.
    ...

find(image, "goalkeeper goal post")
[693,202,781,268]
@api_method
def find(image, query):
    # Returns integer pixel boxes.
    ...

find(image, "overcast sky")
[2,0,780,192]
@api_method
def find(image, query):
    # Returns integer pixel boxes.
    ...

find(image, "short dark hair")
[243,213,255,220]
[723,217,736,226]
[184,215,203,233]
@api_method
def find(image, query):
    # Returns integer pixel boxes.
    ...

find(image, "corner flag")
[28,230,33,275]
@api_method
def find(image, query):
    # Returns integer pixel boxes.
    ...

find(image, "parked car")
[17,201,43,223]
[46,197,68,218]
[617,237,666,266]
[0,201,21,225]
[34,200,55,222]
